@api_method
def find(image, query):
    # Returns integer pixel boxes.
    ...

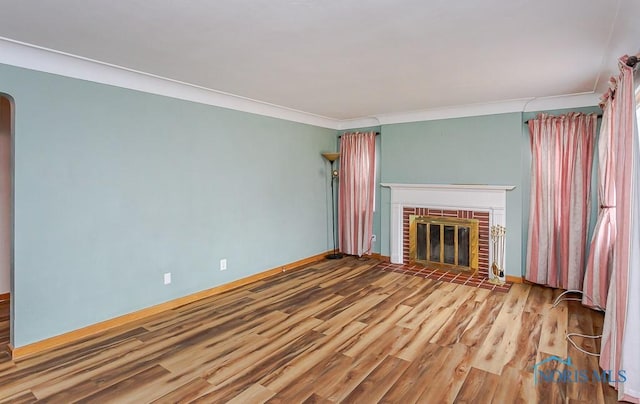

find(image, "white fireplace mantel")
[381,183,515,265]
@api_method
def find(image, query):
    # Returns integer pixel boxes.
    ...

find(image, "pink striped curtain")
[525,113,596,289]
[582,96,616,310]
[596,56,639,402]
[338,132,376,256]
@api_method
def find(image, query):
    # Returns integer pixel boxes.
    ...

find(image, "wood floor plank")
[429,296,485,346]
[534,352,569,404]
[491,366,536,404]
[0,257,618,403]
[159,332,266,383]
[32,307,275,399]
[149,377,215,403]
[258,322,368,392]
[380,343,450,404]
[341,303,412,358]
[503,311,544,371]
[312,351,389,402]
[453,367,501,403]
[523,282,554,314]
[471,283,530,375]
[203,318,323,387]
[312,292,386,335]
[74,364,170,403]
[395,305,457,361]
[301,393,333,404]
[224,383,274,404]
[312,324,413,402]
[397,277,443,307]
[1,338,145,400]
[0,390,38,404]
[414,343,476,403]
[32,341,162,403]
[538,297,569,357]
[265,353,353,404]
[341,355,411,403]
[458,292,505,348]
[396,287,453,329]
[0,353,11,367]
[198,328,333,402]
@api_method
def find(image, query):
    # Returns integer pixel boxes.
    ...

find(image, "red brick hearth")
[376,261,512,293]
[403,207,490,273]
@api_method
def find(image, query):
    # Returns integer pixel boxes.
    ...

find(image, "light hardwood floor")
[0,257,617,403]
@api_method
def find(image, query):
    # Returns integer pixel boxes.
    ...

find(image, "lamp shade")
[321,152,340,162]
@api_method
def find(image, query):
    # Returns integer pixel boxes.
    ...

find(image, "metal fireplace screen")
[409,215,479,274]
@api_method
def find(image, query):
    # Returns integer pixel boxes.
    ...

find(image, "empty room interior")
[0,1,639,402]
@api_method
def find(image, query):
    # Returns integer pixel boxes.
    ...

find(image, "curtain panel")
[582,95,616,310]
[596,56,640,402]
[525,113,597,289]
[338,132,376,257]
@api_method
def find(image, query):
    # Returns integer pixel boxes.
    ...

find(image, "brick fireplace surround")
[402,207,490,272]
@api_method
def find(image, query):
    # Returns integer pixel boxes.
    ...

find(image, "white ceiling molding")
[0,37,603,132]
[522,93,602,112]
[372,99,532,127]
[336,117,381,131]
[0,37,340,130]
[335,93,601,129]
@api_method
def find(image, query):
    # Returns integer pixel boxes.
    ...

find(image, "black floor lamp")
[322,152,343,259]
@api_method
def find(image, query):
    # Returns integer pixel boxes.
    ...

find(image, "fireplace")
[381,183,515,281]
[409,215,479,274]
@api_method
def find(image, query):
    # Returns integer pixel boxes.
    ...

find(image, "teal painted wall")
[379,113,525,276]
[0,63,336,347]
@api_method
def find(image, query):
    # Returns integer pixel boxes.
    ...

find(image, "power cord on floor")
[552,289,602,357]
[566,332,601,356]
[552,289,602,310]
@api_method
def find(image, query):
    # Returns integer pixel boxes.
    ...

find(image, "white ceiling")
[0,0,638,127]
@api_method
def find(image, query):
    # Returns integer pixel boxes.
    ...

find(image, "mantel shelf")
[380,183,516,192]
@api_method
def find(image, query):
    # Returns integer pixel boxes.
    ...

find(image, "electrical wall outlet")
[371,234,377,242]
[163,272,172,285]
[220,258,227,271]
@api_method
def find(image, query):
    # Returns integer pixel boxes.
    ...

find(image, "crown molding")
[0,37,340,129]
[336,93,600,129]
[336,117,382,130]
[1,37,600,132]
[373,99,531,126]
[522,92,601,112]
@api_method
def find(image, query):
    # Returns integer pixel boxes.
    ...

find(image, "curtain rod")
[524,114,603,124]
[338,132,380,138]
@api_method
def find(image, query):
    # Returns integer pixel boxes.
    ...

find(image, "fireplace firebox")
[409,215,479,275]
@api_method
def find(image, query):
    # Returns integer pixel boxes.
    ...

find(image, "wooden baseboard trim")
[0,292,9,302]
[3,343,13,356]
[10,251,329,360]
[506,275,524,284]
